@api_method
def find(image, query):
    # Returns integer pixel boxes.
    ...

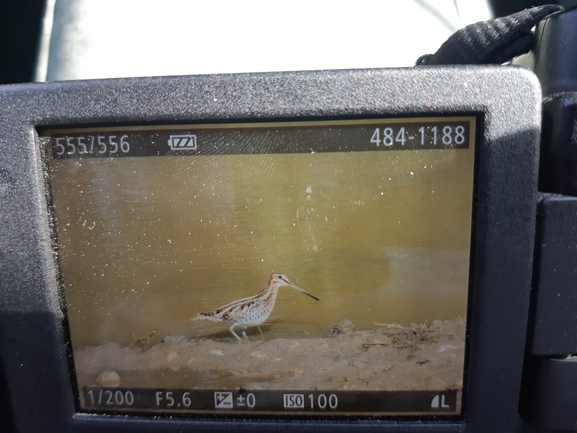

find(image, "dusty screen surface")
[44,117,476,417]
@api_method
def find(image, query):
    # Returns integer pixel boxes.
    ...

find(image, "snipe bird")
[193,273,319,341]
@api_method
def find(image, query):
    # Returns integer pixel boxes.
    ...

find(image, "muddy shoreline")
[75,318,465,395]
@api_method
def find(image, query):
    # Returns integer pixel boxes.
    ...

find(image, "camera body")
[9,5,577,432]
[0,66,543,432]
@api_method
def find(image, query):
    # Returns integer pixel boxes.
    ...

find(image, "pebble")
[161,335,190,344]
[289,368,304,376]
[438,344,459,353]
[167,351,180,371]
[326,319,355,337]
[96,370,121,388]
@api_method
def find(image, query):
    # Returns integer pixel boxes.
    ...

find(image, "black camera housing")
[0,66,541,432]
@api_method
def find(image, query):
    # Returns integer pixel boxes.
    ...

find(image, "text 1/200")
[54,135,130,156]
[86,389,134,407]
[370,125,466,147]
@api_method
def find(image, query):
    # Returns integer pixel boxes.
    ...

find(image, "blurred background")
[4,0,575,85]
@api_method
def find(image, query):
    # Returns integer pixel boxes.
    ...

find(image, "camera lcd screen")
[43,117,475,417]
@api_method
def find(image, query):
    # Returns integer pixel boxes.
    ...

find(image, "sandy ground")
[75,317,465,395]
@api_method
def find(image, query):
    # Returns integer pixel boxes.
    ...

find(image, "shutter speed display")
[42,117,475,417]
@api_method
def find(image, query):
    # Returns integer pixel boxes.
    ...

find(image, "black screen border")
[44,115,477,420]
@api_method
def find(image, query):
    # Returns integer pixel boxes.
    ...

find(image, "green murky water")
[50,148,474,348]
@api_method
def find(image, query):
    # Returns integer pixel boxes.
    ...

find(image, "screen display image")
[43,117,476,417]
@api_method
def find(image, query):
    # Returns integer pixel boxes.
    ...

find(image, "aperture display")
[43,117,475,418]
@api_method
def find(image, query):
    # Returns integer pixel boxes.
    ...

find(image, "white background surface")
[38,0,492,81]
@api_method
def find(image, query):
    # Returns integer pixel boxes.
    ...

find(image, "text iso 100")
[53,134,130,157]
[370,125,468,148]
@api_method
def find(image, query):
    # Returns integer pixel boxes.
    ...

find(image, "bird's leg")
[241,331,249,340]
[258,325,264,341]
[229,324,242,342]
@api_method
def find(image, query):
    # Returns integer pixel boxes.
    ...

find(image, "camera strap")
[416,4,564,66]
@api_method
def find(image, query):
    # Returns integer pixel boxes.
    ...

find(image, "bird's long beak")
[286,281,320,301]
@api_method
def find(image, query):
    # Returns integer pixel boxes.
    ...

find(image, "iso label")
[283,394,305,409]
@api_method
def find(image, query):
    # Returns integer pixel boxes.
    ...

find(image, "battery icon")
[168,134,197,150]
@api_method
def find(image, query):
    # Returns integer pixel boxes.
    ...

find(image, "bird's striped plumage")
[193,273,319,341]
